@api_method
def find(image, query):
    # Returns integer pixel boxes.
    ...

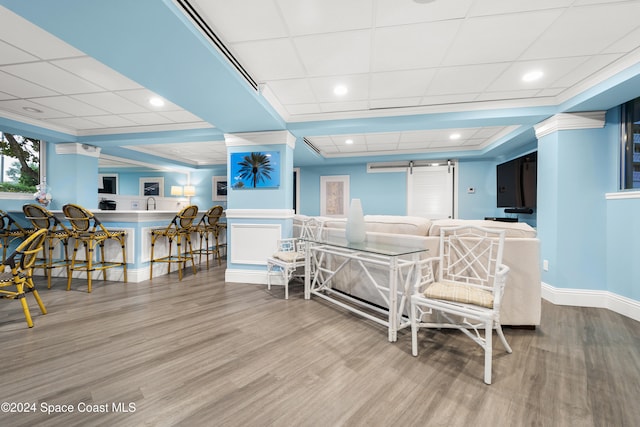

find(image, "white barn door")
[407,165,454,219]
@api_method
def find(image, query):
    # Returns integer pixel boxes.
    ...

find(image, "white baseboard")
[542,282,640,322]
[225,268,268,285]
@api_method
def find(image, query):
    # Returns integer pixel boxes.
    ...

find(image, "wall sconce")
[170,186,183,196]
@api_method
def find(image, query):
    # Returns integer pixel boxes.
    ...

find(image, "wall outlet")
[467,187,475,194]
[543,260,549,271]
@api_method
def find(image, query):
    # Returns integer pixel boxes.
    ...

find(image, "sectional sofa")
[295,215,541,327]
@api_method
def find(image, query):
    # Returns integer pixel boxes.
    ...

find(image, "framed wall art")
[139,177,164,197]
[320,175,349,217]
[213,176,227,201]
[230,151,280,189]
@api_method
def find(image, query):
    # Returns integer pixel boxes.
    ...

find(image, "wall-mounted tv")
[496,151,537,209]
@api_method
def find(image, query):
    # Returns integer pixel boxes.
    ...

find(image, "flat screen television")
[496,151,537,209]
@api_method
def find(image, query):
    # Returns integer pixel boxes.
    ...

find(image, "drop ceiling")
[1,0,640,167]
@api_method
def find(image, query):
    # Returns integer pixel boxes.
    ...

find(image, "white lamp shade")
[170,185,183,196]
[183,185,196,197]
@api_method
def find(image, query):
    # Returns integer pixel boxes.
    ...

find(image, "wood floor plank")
[1,265,639,426]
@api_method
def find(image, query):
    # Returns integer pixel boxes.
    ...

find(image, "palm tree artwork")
[232,151,279,189]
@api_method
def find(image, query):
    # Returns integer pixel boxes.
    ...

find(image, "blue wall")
[299,163,407,216]
[299,158,537,224]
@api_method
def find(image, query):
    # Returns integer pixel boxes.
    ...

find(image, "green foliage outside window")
[0,132,40,193]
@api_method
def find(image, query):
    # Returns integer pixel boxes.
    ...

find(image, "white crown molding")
[54,142,101,158]
[542,282,640,322]
[534,111,606,139]
[224,130,296,149]
[606,190,640,200]
[225,209,295,219]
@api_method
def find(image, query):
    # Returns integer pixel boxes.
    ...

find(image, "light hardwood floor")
[1,264,639,427]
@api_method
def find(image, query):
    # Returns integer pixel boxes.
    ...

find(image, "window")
[0,131,41,193]
[621,98,640,189]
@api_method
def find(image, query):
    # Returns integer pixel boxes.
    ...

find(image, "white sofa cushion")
[429,219,537,238]
[363,215,432,236]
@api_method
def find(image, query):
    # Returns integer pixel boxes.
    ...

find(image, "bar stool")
[192,205,224,268]
[23,204,72,289]
[0,209,33,263]
[149,205,198,280]
[62,204,128,293]
[0,228,48,328]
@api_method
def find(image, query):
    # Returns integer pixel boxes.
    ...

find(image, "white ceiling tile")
[376,0,472,26]
[265,79,316,105]
[294,30,371,76]
[71,93,148,114]
[2,62,103,94]
[372,21,462,72]
[231,39,306,80]
[30,96,110,116]
[398,141,430,150]
[0,40,38,65]
[468,0,573,16]
[474,90,542,102]
[522,3,640,60]
[551,54,624,88]
[370,69,435,99]
[365,133,400,144]
[485,57,587,92]
[0,99,69,119]
[309,74,369,103]
[420,93,480,106]
[399,131,433,143]
[191,0,287,43]
[0,91,16,101]
[277,0,373,36]
[442,10,563,66]
[337,144,367,153]
[427,63,509,96]
[116,89,183,112]
[81,115,138,127]
[52,57,143,91]
[319,100,370,113]
[284,103,322,115]
[331,134,366,145]
[159,110,207,123]
[46,116,106,130]
[605,27,640,55]
[537,87,566,97]
[0,70,58,98]
[367,144,398,152]
[369,97,422,109]
[121,113,174,126]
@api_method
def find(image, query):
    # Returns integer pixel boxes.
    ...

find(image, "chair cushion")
[272,251,303,262]
[423,281,494,308]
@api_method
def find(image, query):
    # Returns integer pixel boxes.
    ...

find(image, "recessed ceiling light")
[23,106,43,113]
[345,139,354,145]
[334,85,348,96]
[449,133,461,140]
[522,70,544,82]
[149,97,165,107]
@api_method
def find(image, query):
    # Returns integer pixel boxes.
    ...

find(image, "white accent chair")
[266,217,324,299]
[410,225,511,384]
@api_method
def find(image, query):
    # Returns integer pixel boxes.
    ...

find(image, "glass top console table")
[303,236,427,342]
